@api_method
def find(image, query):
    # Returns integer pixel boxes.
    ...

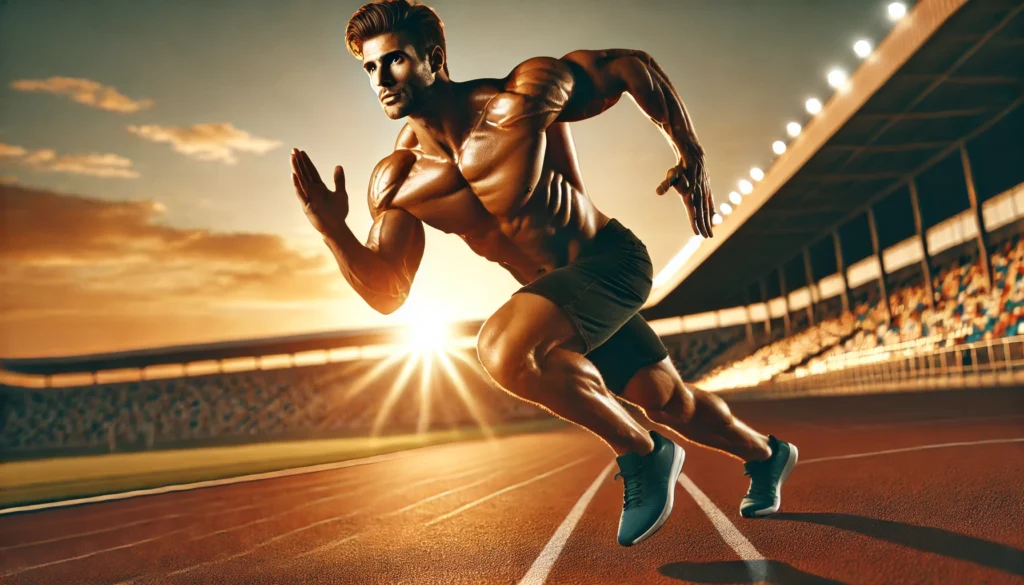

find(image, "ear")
[428,45,445,74]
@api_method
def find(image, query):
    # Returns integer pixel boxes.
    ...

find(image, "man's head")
[346,0,448,119]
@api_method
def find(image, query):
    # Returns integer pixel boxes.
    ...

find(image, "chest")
[391,122,548,234]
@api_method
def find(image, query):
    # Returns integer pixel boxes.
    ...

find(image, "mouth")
[381,92,400,105]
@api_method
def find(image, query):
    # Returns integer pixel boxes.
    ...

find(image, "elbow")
[370,291,408,315]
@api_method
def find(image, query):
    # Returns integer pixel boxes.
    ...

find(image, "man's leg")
[617,357,771,462]
[476,292,654,457]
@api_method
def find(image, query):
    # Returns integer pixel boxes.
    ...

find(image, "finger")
[290,151,306,185]
[696,190,710,238]
[657,167,680,196]
[298,150,317,188]
[705,191,714,237]
[333,165,345,194]
[292,150,314,189]
[696,196,708,238]
[657,178,671,196]
[292,172,307,204]
[703,179,715,237]
[688,203,700,237]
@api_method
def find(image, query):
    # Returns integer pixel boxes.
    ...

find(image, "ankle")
[745,437,773,462]
[613,432,654,457]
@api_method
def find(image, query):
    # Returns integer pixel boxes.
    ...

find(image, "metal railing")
[722,334,1024,400]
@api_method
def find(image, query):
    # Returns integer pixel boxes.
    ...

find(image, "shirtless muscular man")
[290,0,798,546]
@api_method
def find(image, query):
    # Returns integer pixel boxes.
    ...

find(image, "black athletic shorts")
[514,218,670,394]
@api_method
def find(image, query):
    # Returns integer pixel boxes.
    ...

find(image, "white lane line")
[677,474,767,583]
[517,461,614,585]
[0,527,191,578]
[1,512,186,551]
[166,512,361,577]
[424,457,590,527]
[1,448,418,516]
[800,437,1024,465]
[383,472,501,517]
[294,534,361,559]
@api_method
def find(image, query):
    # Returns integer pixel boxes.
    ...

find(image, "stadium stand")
[0,350,546,456]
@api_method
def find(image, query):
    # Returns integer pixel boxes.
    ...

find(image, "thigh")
[478,290,585,362]
[586,313,670,394]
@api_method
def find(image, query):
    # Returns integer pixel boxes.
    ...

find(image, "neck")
[406,79,465,160]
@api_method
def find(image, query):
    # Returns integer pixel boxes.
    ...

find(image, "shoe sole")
[627,442,686,546]
[749,442,799,517]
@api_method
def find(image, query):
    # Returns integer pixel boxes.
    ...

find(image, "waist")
[578,218,644,256]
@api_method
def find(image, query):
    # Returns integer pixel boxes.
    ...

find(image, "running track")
[2,387,1023,584]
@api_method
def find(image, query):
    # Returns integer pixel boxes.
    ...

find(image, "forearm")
[622,52,702,160]
[322,226,407,314]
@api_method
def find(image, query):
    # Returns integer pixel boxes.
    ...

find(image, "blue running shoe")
[739,435,798,518]
[614,430,685,546]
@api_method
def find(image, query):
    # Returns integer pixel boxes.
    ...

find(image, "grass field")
[0,418,566,509]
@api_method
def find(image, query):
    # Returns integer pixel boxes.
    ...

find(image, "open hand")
[656,144,714,238]
[291,148,348,238]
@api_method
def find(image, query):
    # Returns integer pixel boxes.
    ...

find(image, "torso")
[377,82,609,285]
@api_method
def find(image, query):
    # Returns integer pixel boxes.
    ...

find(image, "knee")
[648,382,696,423]
[476,316,539,393]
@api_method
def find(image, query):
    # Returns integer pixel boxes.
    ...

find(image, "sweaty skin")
[291,33,714,314]
[292,28,771,464]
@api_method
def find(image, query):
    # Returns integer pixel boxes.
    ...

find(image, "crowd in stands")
[696,233,1024,390]
[0,349,547,454]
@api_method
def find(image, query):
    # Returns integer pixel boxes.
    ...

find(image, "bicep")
[556,49,648,123]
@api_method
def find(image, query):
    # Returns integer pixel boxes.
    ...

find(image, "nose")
[373,68,395,90]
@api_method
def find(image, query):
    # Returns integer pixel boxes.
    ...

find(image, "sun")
[396,302,451,355]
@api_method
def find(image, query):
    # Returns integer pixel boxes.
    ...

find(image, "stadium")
[2,0,1023,583]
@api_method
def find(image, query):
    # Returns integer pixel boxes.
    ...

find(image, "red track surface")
[2,387,1023,584]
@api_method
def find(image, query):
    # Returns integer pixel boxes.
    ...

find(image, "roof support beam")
[899,74,1022,85]
[822,141,950,153]
[960,143,993,291]
[778,266,792,337]
[908,178,935,310]
[867,207,893,324]
[759,278,772,337]
[797,171,906,183]
[833,231,851,314]
[854,107,989,121]
[803,247,817,326]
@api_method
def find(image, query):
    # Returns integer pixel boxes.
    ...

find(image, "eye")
[365,64,376,73]
[393,55,403,64]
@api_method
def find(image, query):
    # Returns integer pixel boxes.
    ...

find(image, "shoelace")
[615,468,644,509]
[743,461,774,500]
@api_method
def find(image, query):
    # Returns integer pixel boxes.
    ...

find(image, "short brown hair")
[346,0,449,76]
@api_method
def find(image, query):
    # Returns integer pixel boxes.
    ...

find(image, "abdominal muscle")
[460,168,609,285]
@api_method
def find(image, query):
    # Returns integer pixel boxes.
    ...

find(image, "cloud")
[11,77,154,113]
[0,183,340,303]
[0,142,140,178]
[127,123,281,164]
[0,183,355,355]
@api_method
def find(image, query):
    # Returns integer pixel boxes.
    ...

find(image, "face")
[361,31,439,120]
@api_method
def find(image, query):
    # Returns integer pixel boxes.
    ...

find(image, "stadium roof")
[644,0,1024,319]
[0,321,485,376]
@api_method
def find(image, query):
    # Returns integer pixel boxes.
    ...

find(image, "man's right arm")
[322,150,425,315]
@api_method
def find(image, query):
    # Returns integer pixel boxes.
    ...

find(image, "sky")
[0,0,905,358]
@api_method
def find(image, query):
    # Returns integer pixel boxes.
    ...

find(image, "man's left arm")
[504,50,715,238]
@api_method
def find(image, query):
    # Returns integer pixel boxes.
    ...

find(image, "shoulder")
[504,57,574,96]
[482,57,575,129]
[368,143,417,220]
